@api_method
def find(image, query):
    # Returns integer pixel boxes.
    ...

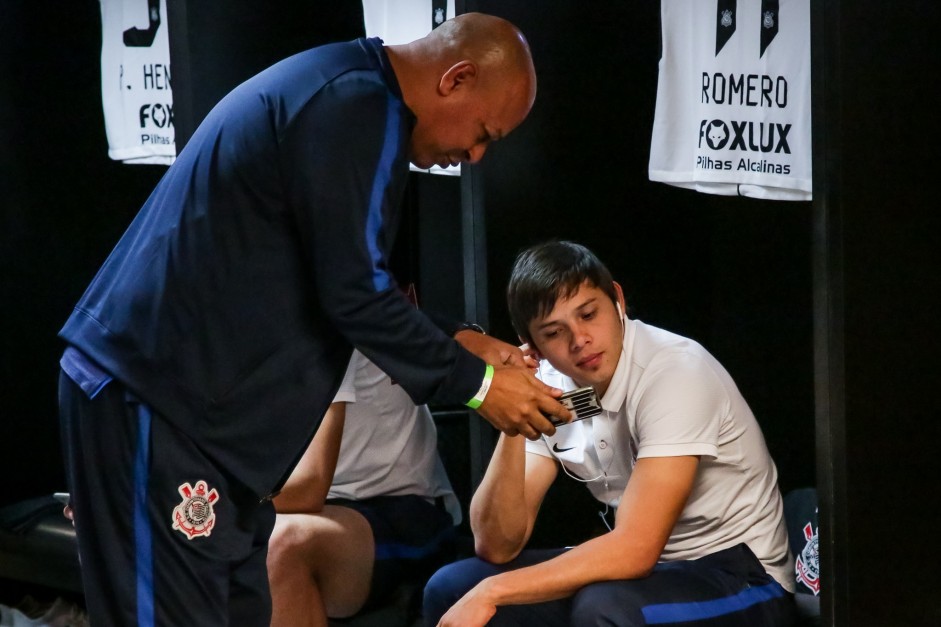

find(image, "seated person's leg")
[269,351,464,625]
[423,548,570,627]
[569,544,797,627]
[267,506,374,627]
[335,494,457,612]
[269,494,457,626]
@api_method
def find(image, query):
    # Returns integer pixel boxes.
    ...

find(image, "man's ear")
[438,60,478,96]
[613,281,626,313]
[519,336,544,361]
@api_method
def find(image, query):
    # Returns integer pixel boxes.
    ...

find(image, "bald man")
[57,13,567,627]
[389,13,536,170]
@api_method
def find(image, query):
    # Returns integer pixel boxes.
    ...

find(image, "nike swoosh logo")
[552,443,575,453]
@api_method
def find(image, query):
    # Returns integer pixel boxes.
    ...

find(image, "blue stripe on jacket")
[365,93,402,292]
[134,403,155,627]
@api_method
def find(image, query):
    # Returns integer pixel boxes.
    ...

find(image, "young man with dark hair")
[424,241,797,626]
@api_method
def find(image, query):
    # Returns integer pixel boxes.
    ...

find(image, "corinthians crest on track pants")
[59,359,276,627]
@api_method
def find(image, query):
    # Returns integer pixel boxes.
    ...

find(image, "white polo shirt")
[527,318,793,590]
[328,350,461,525]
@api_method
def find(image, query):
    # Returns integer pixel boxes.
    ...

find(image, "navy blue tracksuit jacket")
[59,38,484,500]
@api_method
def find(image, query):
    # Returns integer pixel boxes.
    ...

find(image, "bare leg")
[267,506,375,627]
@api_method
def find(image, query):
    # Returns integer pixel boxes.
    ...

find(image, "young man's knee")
[266,516,306,571]
[422,562,466,612]
[423,558,493,625]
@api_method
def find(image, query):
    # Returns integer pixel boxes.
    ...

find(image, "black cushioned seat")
[0,495,82,594]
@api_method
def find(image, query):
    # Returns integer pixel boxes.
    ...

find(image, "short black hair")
[507,241,617,345]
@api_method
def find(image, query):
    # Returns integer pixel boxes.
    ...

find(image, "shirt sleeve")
[280,71,484,406]
[632,351,724,460]
[525,436,553,459]
[332,350,362,404]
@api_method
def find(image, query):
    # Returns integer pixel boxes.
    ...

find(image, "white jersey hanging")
[648,0,811,200]
[100,0,176,165]
[362,0,459,176]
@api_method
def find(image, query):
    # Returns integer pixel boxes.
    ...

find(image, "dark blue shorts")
[59,371,276,627]
[423,543,797,627]
[327,494,457,611]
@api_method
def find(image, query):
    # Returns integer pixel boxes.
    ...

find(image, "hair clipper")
[548,386,601,426]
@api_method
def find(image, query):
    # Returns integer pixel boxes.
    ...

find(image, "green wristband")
[466,364,495,409]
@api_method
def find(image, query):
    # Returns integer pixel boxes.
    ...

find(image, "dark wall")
[167,0,366,150]
[0,1,165,506]
[816,3,941,625]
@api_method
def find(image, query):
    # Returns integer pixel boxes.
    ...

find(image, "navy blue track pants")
[59,371,276,627]
[423,544,797,626]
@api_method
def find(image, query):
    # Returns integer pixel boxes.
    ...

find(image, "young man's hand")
[436,581,498,627]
